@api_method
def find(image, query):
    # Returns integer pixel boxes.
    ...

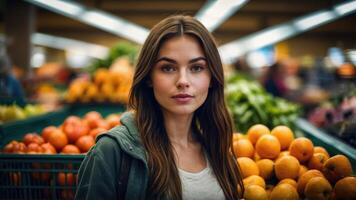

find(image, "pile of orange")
[233,124,355,200]
[66,67,133,104]
[2,111,121,154]
[2,111,122,199]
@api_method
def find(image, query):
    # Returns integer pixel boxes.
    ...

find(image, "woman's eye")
[190,65,204,72]
[161,65,175,72]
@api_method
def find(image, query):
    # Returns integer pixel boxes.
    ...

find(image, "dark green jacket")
[75,112,150,200]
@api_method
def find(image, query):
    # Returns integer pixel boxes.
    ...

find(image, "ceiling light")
[30,0,83,16]
[334,1,356,15]
[26,0,149,44]
[219,0,356,63]
[32,33,109,59]
[195,0,249,32]
[294,11,336,31]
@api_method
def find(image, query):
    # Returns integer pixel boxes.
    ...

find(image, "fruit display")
[226,74,300,132]
[65,63,133,104]
[1,111,121,154]
[233,124,355,200]
[86,41,138,75]
[0,104,46,124]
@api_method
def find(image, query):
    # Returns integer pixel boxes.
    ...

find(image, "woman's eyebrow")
[155,56,207,64]
[155,57,177,64]
[189,57,206,64]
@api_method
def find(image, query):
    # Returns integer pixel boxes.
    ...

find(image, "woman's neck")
[162,111,195,148]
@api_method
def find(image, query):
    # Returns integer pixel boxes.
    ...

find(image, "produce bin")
[296,118,356,172]
[0,154,84,200]
[0,108,69,149]
[0,103,125,199]
[0,104,125,149]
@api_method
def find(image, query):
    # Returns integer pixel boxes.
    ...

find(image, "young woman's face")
[151,35,211,116]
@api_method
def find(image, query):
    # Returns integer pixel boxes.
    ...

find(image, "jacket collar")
[98,111,147,164]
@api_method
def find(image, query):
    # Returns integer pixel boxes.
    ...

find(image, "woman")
[75,15,244,200]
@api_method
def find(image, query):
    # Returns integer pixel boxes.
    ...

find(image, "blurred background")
[1,0,355,140]
[0,1,355,199]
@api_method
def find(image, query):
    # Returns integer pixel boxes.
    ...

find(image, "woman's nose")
[176,71,190,89]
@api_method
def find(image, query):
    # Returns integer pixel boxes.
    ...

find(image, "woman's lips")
[172,94,193,104]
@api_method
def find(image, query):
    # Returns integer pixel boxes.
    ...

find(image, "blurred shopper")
[263,62,288,97]
[76,15,244,200]
[0,49,25,104]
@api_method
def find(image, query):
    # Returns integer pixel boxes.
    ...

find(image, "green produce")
[0,104,45,124]
[226,74,300,133]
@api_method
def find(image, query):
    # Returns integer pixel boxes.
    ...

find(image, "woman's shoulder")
[92,129,123,157]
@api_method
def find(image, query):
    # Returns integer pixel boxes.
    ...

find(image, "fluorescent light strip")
[219,0,356,64]
[30,0,83,15]
[334,0,356,15]
[32,33,109,59]
[26,0,149,44]
[195,0,249,32]
[294,11,336,31]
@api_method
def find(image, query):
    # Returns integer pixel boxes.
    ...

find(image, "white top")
[178,157,225,200]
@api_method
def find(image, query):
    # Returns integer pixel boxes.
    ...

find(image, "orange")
[88,127,107,139]
[41,143,57,154]
[298,165,308,179]
[333,176,356,200]
[256,134,281,159]
[233,139,254,158]
[270,183,299,200]
[244,185,268,200]
[297,169,324,195]
[27,143,43,153]
[48,129,68,151]
[313,146,330,159]
[275,155,300,180]
[289,137,314,163]
[23,133,44,145]
[75,135,95,153]
[243,175,266,189]
[247,124,270,145]
[62,116,88,143]
[41,126,57,142]
[106,114,121,129]
[304,177,332,200]
[61,144,81,154]
[256,159,274,181]
[61,190,74,200]
[307,153,328,171]
[254,151,261,161]
[322,155,352,184]
[9,172,21,186]
[232,133,245,141]
[271,125,294,150]
[237,157,259,178]
[278,178,297,189]
[277,150,291,160]
[84,111,103,129]
[57,173,75,186]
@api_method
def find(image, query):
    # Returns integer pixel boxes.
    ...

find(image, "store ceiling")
[3,0,356,47]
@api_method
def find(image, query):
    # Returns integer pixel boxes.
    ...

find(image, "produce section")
[226,74,300,132]
[0,106,123,199]
[234,124,355,200]
[1,0,356,199]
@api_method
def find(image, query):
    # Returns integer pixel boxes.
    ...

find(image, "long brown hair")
[128,15,244,199]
